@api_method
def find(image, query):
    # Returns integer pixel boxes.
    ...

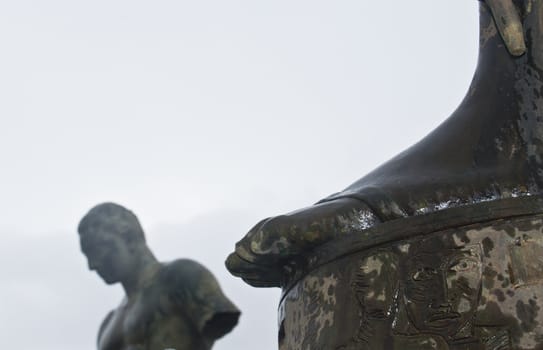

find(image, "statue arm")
[162,260,240,340]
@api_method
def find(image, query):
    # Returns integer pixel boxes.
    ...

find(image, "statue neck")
[122,244,159,297]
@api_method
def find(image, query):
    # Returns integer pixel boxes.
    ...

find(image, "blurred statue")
[227,0,543,349]
[78,202,240,350]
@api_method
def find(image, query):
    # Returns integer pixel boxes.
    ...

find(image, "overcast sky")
[0,1,479,349]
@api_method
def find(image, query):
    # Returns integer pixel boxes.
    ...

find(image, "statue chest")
[98,294,207,350]
[97,297,151,350]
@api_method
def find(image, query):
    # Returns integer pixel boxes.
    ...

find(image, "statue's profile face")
[79,229,134,284]
[402,245,482,338]
[354,251,399,320]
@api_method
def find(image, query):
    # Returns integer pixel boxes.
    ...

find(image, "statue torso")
[97,263,213,350]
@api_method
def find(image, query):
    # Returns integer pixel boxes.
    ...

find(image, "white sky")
[0,1,479,349]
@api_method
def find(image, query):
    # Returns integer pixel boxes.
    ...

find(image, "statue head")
[394,239,483,340]
[78,202,146,284]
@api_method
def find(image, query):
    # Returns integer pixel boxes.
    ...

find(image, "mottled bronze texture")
[279,212,543,349]
[226,1,543,349]
[78,203,240,350]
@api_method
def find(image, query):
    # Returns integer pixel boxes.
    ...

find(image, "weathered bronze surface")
[226,1,543,349]
[278,206,543,350]
[78,203,240,350]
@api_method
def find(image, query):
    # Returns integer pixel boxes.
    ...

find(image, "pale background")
[0,1,479,349]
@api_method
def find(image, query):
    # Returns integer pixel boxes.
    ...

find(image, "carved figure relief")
[341,234,518,350]
[350,251,399,345]
[275,214,543,349]
[393,243,483,342]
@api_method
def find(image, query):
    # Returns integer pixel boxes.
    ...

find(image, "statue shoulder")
[158,258,223,304]
[160,258,215,287]
[158,258,240,339]
[163,258,210,272]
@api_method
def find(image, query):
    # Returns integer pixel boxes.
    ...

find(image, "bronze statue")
[227,0,543,349]
[78,202,240,350]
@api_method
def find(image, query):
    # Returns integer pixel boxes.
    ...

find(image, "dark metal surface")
[226,1,543,349]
